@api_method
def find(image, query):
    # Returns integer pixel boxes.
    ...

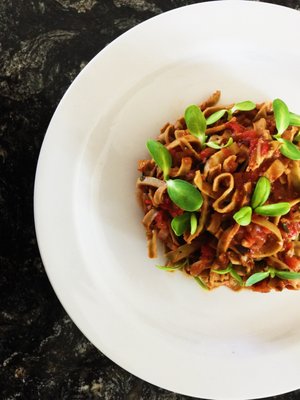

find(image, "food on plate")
[136,91,300,291]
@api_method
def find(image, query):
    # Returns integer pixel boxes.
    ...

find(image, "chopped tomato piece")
[199,147,215,162]
[226,121,245,133]
[284,256,300,271]
[261,142,270,156]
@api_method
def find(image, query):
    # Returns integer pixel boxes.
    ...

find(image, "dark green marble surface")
[1,0,300,399]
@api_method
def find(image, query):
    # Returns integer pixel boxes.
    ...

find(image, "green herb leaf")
[146,139,172,180]
[206,109,227,125]
[274,270,300,280]
[194,276,209,291]
[212,263,233,275]
[251,176,271,209]
[184,105,207,144]
[206,137,233,149]
[230,269,244,286]
[269,267,276,278]
[156,263,184,271]
[231,101,256,113]
[245,271,270,287]
[171,212,190,236]
[255,202,291,217]
[190,213,198,235]
[233,206,252,226]
[289,112,300,127]
[273,98,290,135]
[167,179,203,212]
[279,138,300,160]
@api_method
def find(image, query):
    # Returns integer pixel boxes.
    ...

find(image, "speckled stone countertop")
[1,1,300,399]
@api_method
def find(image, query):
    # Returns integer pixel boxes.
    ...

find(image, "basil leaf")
[212,263,232,275]
[156,264,184,271]
[233,206,252,226]
[190,213,198,235]
[274,270,300,280]
[245,271,270,287]
[206,109,227,125]
[255,202,291,217]
[206,137,233,149]
[273,98,290,135]
[184,105,207,144]
[289,112,300,127]
[167,179,203,212]
[231,100,256,113]
[171,212,190,236]
[279,138,300,160]
[146,139,172,180]
[251,176,271,209]
[194,276,209,291]
[230,269,244,286]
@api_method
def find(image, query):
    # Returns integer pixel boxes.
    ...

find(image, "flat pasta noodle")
[136,92,300,292]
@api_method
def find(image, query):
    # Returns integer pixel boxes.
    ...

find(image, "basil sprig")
[206,101,256,125]
[185,105,207,145]
[206,109,227,125]
[146,139,172,180]
[255,202,290,217]
[289,112,300,127]
[206,137,233,149]
[234,176,291,225]
[230,100,256,114]
[277,138,300,160]
[190,213,198,235]
[171,212,199,236]
[146,140,203,212]
[212,263,243,286]
[194,276,209,291]
[272,99,300,160]
[167,179,203,212]
[245,267,300,287]
[245,271,270,286]
[273,98,290,135]
[251,176,271,209]
[233,206,252,226]
[156,261,186,271]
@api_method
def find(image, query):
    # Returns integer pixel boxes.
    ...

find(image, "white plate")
[34,2,300,399]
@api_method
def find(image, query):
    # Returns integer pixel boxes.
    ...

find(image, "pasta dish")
[136,91,300,291]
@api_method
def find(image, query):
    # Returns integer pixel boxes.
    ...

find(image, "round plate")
[34,2,300,399]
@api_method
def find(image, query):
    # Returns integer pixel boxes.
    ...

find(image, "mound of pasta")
[136,91,300,292]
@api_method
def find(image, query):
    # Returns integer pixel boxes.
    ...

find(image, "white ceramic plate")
[34,2,300,399]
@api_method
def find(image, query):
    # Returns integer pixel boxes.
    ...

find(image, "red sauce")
[201,244,215,260]
[226,121,245,133]
[154,211,168,230]
[261,142,270,156]
[284,256,300,271]
[199,147,215,162]
[235,223,270,252]
[271,181,298,202]
[234,171,259,189]
[281,220,300,239]
[160,196,183,217]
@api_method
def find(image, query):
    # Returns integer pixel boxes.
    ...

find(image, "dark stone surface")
[1,0,300,399]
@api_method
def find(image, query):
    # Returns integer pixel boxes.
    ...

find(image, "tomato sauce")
[284,256,300,271]
[160,196,183,217]
[235,223,270,253]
